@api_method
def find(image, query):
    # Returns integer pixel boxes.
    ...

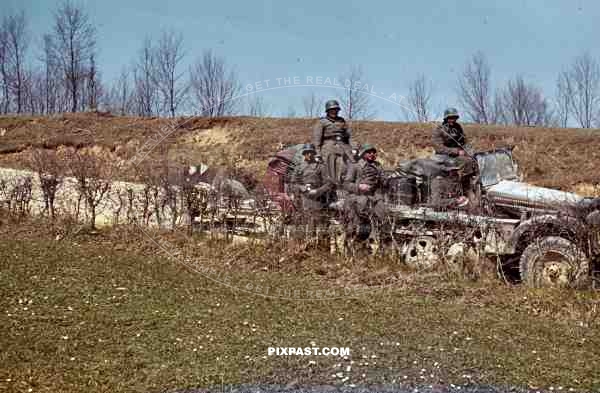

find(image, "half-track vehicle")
[264,144,600,288]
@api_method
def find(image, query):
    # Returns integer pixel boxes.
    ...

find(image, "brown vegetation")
[1,113,600,193]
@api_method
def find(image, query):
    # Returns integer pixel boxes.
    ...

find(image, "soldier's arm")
[459,126,467,146]
[432,125,458,156]
[344,119,351,141]
[312,120,324,154]
[289,165,304,193]
[290,165,301,185]
[342,164,359,194]
[312,164,334,197]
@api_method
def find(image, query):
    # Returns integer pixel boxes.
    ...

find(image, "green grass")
[1,220,600,393]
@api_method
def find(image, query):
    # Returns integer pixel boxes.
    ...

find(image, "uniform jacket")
[432,122,466,156]
[343,159,386,196]
[312,116,351,151]
[291,160,332,198]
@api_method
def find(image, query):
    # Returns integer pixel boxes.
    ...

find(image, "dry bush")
[179,169,214,235]
[29,148,64,218]
[137,163,163,227]
[137,157,188,230]
[0,175,32,217]
[66,150,113,229]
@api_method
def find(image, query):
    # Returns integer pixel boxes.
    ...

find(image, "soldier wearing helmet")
[342,143,389,241]
[432,108,467,157]
[312,99,355,186]
[291,143,334,213]
[431,108,473,208]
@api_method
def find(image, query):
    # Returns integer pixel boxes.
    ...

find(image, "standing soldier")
[431,108,473,208]
[291,143,334,234]
[313,99,355,186]
[342,143,389,243]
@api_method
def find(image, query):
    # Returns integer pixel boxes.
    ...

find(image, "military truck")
[264,145,600,289]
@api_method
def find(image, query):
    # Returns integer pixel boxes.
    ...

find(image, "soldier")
[312,99,355,186]
[432,107,467,158]
[291,143,334,231]
[431,108,473,208]
[342,143,389,241]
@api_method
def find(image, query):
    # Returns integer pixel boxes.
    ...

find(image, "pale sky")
[3,0,598,120]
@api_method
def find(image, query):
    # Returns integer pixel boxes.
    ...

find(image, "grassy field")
[1,216,600,393]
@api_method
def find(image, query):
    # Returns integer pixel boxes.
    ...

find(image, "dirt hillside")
[1,112,599,194]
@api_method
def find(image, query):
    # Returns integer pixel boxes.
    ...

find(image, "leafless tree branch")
[189,49,240,117]
[457,51,492,124]
[338,65,375,120]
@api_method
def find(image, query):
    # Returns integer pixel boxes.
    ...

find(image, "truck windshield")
[476,151,519,187]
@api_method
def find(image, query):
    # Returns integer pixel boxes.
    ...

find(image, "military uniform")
[342,148,388,237]
[312,115,355,185]
[291,159,333,212]
[432,122,466,157]
[290,144,334,236]
[430,108,475,209]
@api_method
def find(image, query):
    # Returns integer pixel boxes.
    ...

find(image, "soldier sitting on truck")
[342,143,389,242]
[431,107,475,208]
[291,143,334,234]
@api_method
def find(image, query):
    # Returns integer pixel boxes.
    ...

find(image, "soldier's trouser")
[299,196,327,236]
[431,154,476,206]
[320,142,355,184]
[344,194,388,238]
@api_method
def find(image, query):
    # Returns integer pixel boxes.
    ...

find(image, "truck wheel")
[519,236,590,289]
[403,236,440,270]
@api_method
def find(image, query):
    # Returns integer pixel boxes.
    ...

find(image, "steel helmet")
[325,99,341,111]
[358,143,376,158]
[301,143,316,154]
[443,107,460,120]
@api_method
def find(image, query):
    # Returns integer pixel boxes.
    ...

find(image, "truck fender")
[508,214,585,254]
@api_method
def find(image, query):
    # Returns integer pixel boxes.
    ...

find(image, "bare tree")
[566,52,600,128]
[457,51,492,124]
[490,89,509,125]
[338,65,375,120]
[132,37,158,116]
[302,91,322,118]
[555,70,571,128]
[3,11,29,114]
[0,26,10,113]
[404,74,433,122]
[107,67,132,115]
[85,53,100,110]
[153,30,187,117]
[22,68,45,114]
[286,106,297,118]
[247,95,268,117]
[189,49,240,117]
[500,76,554,126]
[40,33,59,114]
[50,1,96,112]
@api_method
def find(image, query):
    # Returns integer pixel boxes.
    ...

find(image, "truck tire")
[519,236,590,289]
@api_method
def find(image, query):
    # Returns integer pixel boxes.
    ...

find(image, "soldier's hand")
[315,155,323,163]
[359,183,371,192]
[308,189,318,196]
